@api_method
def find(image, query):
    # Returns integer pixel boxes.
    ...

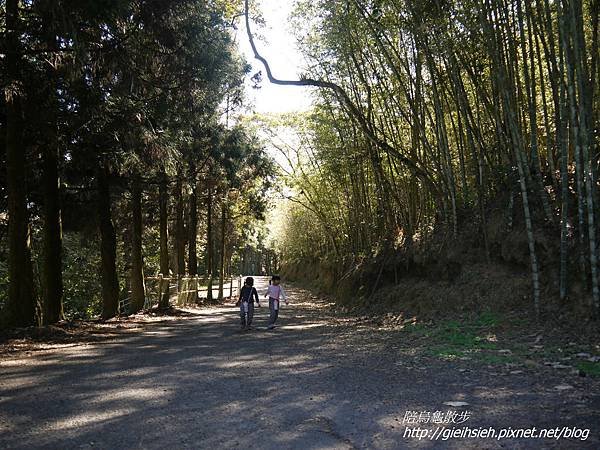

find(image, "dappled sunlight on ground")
[279,322,328,330]
[0,279,598,449]
[47,408,137,432]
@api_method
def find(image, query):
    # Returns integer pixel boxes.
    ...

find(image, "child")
[264,275,287,329]
[237,277,260,330]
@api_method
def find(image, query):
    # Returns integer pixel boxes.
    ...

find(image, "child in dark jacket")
[237,277,260,330]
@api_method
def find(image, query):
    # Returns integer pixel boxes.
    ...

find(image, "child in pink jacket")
[264,275,287,329]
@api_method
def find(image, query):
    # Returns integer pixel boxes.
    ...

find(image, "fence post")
[143,279,148,308]
[158,274,163,307]
[229,277,233,298]
[188,277,196,304]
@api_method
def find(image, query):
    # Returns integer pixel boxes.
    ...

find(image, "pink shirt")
[265,285,286,301]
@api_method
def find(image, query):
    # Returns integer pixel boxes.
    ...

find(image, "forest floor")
[1,277,599,449]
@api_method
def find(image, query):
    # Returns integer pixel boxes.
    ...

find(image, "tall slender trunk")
[429,51,458,236]
[41,13,63,324]
[517,0,554,223]
[187,171,198,304]
[507,98,542,316]
[539,0,564,189]
[41,136,63,324]
[532,14,558,190]
[130,176,145,313]
[452,63,490,260]
[175,176,186,276]
[3,0,37,328]
[561,6,588,284]
[566,0,599,310]
[559,79,570,301]
[188,176,198,276]
[159,173,170,308]
[590,0,599,174]
[206,185,214,301]
[493,2,541,314]
[218,201,226,300]
[97,165,119,319]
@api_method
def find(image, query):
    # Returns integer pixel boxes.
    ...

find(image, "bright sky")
[237,0,313,114]
[234,0,313,242]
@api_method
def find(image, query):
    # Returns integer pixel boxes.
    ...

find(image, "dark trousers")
[240,302,254,326]
[268,297,279,325]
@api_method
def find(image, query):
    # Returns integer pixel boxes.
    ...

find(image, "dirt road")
[0,277,598,449]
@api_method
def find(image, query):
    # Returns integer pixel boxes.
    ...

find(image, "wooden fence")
[144,275,241,308]
[118,275,243,313]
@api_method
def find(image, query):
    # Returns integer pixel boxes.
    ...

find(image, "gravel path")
[0,277,598,449]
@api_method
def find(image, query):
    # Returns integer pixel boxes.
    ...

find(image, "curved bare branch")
[243,0,441,200]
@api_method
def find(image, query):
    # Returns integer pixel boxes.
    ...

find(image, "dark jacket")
[239,286,259,304]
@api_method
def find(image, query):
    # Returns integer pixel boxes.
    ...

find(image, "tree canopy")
[2,0,600,326]
[1,0,275,326]
[247,0,600,317]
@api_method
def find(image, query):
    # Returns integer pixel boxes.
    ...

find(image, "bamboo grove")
[267,0,599,315]
[1,0,275,328]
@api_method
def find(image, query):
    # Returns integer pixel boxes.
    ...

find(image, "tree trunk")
[516,0,554,223]
[97,165,119,319]
[3,0,37,328]
[566,0,599,311]
[41,139,63,324]
[130,176,145,313]
[504,90,541,316]
[159,173,170,308]
[175,176,186,276]
[41,14,63,324]
[559,79,570,302]
[493,1,541,314]
[206,185,214,301]
[561,5,589,285]
[188,179,198,276]
[218,201,226,300]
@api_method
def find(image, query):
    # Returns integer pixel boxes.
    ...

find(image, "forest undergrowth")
[283,187,600,361]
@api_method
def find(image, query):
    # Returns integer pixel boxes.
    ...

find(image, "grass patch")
[473,311,500,328]
[428,345,465,359]
[477,353,517,365]
[576,361,600,377]
[404,312,509,362]
[400,311,598,370]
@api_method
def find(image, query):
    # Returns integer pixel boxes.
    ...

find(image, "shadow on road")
[0,277,598,449]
